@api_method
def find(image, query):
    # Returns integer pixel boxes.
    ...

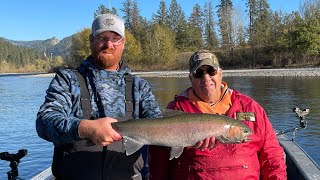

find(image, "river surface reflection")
[0,75,319,179]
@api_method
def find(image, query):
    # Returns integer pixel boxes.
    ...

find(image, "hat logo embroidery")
[104,18,115,26]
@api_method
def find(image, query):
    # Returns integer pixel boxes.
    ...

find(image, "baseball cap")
[92,13,125,37]
[189,50,219,73]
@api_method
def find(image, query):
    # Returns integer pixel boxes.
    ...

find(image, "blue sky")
[0,0,301,41]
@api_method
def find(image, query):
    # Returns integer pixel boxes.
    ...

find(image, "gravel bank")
[6,67,318,78]
[132,68,320,78]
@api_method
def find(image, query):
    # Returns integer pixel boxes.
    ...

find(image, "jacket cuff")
[70,118,82,141]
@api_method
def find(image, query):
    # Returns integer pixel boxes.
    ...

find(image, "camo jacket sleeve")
[36,69,82,145]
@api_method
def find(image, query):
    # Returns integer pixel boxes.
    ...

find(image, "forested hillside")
[2,35,73,59]
[0,39,38,71]
[1,0,319,73]
[0,35,72,72]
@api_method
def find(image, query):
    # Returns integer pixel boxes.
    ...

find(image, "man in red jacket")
[148,50,287,180]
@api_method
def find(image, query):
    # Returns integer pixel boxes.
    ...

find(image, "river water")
[0,74,319,179]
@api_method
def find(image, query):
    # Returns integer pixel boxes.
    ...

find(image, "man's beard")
[93,48,121,69]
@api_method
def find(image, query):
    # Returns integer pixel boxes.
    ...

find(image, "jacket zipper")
[195,165,249,172]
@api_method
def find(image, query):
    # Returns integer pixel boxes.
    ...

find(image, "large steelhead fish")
[112,112,252,160]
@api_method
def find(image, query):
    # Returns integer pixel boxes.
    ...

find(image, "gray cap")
[92,13,125,37]
[189,50,219,73]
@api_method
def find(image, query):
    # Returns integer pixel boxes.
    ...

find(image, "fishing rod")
[276,107,309,141]
[0,149,27,180]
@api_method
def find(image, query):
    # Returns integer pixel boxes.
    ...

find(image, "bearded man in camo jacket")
[36,14,162,180]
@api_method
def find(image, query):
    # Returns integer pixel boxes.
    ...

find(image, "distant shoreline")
[1,67,320,78]
[132,67,320,77]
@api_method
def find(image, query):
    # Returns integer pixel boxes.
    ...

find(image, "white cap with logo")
[91,13,125,37]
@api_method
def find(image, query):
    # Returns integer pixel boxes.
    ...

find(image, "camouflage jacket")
[36,56,162,146]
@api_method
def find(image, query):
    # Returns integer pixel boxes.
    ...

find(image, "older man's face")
[190,65,222,103]
[90,31,125,70]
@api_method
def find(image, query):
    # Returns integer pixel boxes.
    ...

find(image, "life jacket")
[52,68,145,180]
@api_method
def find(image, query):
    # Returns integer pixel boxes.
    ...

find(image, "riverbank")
[132,67,320,78]
[2,67,319,78]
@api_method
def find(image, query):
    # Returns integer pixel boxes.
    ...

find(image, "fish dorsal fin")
[170,146,184,160]
[122,136,144,155]
[162,109,184,117]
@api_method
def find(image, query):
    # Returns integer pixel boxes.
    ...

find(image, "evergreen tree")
[188,3,204,49]
[152,0,169,26]
[217,0,234,50]
[121,0,145,42]
[94,4,118,18]
[189,4,203,29]
[175,22,192,51]
[122,0,133,31]
[292,0,320,57]
[167,0,190,51]
[270,11,288,49]
[203,1,219,50]
[168,0,186,32]
[94,4,108,17]
[245,0,271,47]
[131,0,143,39]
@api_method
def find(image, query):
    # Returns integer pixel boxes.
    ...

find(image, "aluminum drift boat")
[278,134,320,180]
[276,107,320,180]
[30,135,320,180]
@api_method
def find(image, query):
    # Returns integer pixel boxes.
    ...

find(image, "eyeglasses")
[94,35,123,45]
[192,67,217,78]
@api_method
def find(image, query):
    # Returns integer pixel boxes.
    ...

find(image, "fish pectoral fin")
[218,136,241,144]
[122,136,144,156]
[169,147,184,160]
[219,135,231,143]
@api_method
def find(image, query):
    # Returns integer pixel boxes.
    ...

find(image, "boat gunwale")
[278,134,320,180]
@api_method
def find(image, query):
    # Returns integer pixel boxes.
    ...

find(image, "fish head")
[240,125,253,142]
[221,124,253,143]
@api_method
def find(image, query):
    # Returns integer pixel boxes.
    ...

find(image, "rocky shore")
[132,67,320,78]
[3,67,319,78]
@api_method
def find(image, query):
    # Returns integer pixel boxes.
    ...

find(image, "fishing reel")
[293,107,309,128]
[0,149,27,180]
[276,107,309,141]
